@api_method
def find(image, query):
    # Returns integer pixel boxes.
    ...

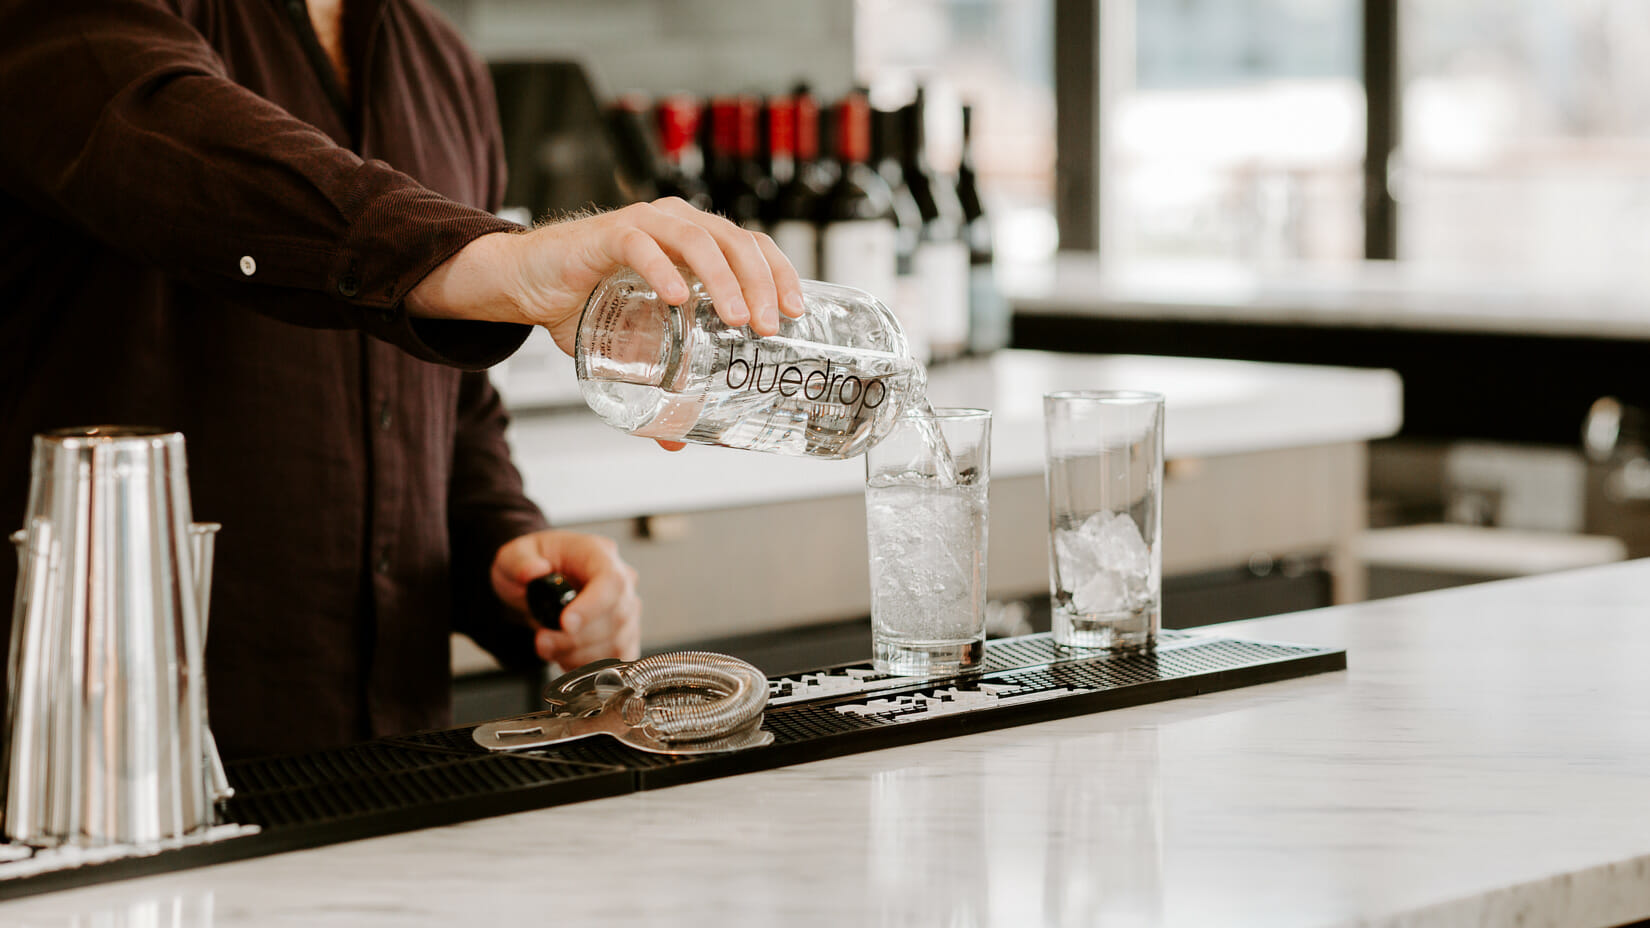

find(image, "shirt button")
[337,274,360,298]
[239,255,257,276]
[378,402,392,431]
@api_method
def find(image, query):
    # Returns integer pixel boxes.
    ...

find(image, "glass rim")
[1043,390,1164,405]
[39,425,175,440]
[900,406,992,421]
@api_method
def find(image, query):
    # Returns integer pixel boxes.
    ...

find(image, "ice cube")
[1072,569,1129,615]
[1091,511,1149,579]
[1055,511,1153,614]
[1055,511,1144,576]
[1053,522,1098,579]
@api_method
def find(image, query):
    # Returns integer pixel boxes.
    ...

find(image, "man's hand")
[490,529,641,669]
[407,198,806,353]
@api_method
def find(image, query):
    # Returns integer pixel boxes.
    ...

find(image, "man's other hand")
[490,529,641,669]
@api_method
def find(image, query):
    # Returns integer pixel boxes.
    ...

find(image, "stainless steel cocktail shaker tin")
[4,427,230,848]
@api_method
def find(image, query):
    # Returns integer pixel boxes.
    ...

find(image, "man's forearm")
[405,230,527,324]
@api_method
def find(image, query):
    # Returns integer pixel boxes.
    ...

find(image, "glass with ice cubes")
[865,407,992,676]
[1044,391,1164,650]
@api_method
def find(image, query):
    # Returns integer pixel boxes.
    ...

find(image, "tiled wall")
[429,0,857,99]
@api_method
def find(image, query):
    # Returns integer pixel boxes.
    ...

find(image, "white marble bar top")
[507,349,1401,524]
[5,560,1650,927]
[1007,253,1650,341]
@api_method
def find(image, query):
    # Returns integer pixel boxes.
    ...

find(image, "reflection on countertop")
[0,890,214,928]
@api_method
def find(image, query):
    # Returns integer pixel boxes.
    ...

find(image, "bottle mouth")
[575,272,675,389]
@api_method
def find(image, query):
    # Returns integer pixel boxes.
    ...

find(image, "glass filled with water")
[864,407,991,676]
[1044,391,1163,650]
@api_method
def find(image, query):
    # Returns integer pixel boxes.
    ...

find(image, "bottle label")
[770,220,818,280]
[722,345,891,415]
[916,240,970,356]
[821,219,897,305]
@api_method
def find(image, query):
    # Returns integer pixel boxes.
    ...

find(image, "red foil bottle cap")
[795,93,820,161]
[835,93,871,164]
[767,96,797,157]
[656,96,702,158]
[710,97,742,157]
[736,95,761,160]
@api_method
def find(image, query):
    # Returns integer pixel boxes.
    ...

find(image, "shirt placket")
[362,336,404,735]
[354,8,401,736]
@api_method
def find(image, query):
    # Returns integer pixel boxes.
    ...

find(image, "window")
[1103,0,1366,266]
[1399,0,1650,284]
[855,0,1059,261]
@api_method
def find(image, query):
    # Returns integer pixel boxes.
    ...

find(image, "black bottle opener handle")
[526,573,579,631]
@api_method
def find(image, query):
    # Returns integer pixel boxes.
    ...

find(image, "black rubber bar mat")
[0,630,1343,900]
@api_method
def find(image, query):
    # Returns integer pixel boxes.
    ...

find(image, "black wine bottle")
[958,103,1009,353]
[900,88,970,362]
[764,95,821,279]
[816,92,898,310]
[603,93,662,204]
[706,95,769,230]
[653,94,713,211]
[872,105,930,363]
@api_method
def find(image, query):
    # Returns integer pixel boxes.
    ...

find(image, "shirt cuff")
[328,164,531,369]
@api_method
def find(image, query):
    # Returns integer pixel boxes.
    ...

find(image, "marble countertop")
[6,560,1650,927]
[1006,253,1650,341]
[507,349,1401,524]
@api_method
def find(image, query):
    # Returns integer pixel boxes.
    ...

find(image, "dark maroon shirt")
[0,0,550,758]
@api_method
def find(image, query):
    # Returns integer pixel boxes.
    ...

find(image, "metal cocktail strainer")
[472,652,773,756]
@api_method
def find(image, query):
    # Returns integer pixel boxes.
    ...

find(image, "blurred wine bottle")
[765,95,822,279]
[958,103,1009,354]
[604,92,663,204]
[707,95,770,230]
[872,105,931,364]
[817,92,898,319]
[900,88,970,363]
[653,94,714,211]
[799,83,841,192]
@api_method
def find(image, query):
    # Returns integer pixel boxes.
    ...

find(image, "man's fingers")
[535,604,641,666]
[535,627,575,663]
[555,631,641,668]
[621,203,749,327]
[751,232,806,318]
[610,218,692,307]
[560,570,627,633]
[653,199,783,333]
[489,536,552,612]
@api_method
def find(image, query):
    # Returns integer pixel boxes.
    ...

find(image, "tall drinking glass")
[865,407,991,676]
[1044,392,1164,650]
